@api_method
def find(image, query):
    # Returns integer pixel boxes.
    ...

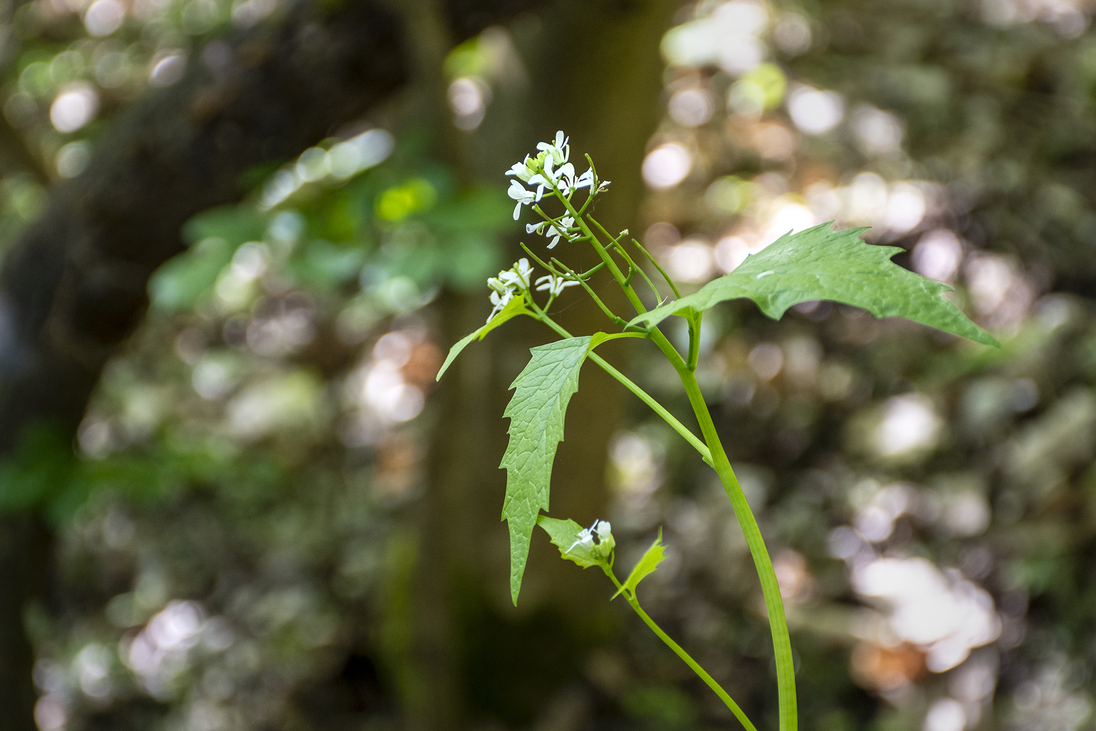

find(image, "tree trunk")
[416,0,675,727]
[0,516,50,731]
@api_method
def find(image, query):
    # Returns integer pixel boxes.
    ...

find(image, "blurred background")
[0,0,1093,729]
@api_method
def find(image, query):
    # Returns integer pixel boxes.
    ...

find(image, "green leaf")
[614,529,667,599]
[182,206,266,246]
[0,424,75,514]
[148,236,236,313]
[537,516,602,568]
[630,223,998,347]
[435,295,529,382]
[501,336,592,604]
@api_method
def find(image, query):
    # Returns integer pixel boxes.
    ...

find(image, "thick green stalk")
[676,366,798,731]
[600,567,758,731]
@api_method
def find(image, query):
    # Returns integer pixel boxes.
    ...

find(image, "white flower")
[536,274,579,297]
[499,258,533,290]
[543,158,575,186]
[488,288,514,320]
[567,519,615,558]
[536,130,570,167]
[592,520,613,543]
[506,156,536,183]
[558,166,594,196]
[546,216,575,248]
[545,216,574,248]
[507,131,610,220]
[527,216,575,248]
[507,180,537,220]
[575,169,594,192]
[486,259,536,321]
[527,170,551,202]
[487,276,505,293]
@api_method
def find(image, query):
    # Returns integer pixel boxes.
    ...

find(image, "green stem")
[519,242,561,276]
[686,314,701,371]
[600,226,664,305]
[591,219,698,364]
[555,191,648,316]
[588,352,711,466]
[631,237,682,300]
[677,368,797,731]
[528,306,712,465]
[575,261,608,279]
[549,258,631,329]
[600,566,759,731]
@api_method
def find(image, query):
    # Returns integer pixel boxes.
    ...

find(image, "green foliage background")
[5,0,1096,730]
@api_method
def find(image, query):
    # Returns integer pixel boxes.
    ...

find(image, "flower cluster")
[487,258,533,321]
[486,259,578,321]
[485,131,607,321]
[505,131,606,223]
[568,519,615,561]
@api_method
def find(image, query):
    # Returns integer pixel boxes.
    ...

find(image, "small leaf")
[588,331,615,351]
[588,331,646,350]
[537,516,602,568]
[614,529,667,599]
[435,295,529,382]
[501,337,592,605]
[630,223,998,347]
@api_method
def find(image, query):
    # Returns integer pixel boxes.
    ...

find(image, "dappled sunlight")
[664,238,714,283]
[260,129,395,209]
[786,84,843,135]
[851,557,1000,673]
[642,142,693,190]
[49,83,98,132]
[872,394,942,459]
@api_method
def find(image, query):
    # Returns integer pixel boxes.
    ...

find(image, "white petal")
[508,180,528,201]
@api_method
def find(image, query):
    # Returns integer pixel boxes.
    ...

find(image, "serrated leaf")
[501,336,592,605]
[435,295,529,382]
[537,516,602,568]
[614,529,667,599]
[630,223,998,347]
